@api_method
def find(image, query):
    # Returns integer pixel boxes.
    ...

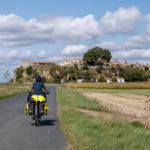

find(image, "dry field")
[77,90,150,128]
[0,84,30,100]
[0,85,29,91]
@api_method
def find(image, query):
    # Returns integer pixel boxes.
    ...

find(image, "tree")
[145,66,149,71]
[98,76,106,82]
[83,47,112,66]
[4,70,10,82]
[81,64,89,70]
[32,69,38,78]
[101,49,112,63]
[112,77,117,82]
[16,68,24,81]
[26,66,32,76]
[82,71,91,82]
[122,67,147,82]
[96,65,103,73]
[74,64,79,70]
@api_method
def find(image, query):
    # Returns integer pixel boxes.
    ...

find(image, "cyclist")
[27,75,49,102]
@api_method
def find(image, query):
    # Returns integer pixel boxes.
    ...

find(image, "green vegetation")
[16,67,24,81]
[112,77,117,82]
[83,47,112,65]
[26,66,32,76]
[98,76,106,82]
[120,66,148,82]
[0,84,29,101]
[57,86,150,150]
[14,46,150,83]
[96,65,103,73]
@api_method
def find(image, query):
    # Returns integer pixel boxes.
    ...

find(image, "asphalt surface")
[0,85,66,150]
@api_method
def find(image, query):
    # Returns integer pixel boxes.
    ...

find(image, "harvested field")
[82,92,150,128]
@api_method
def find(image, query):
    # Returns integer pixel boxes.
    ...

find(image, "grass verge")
[0,85,29,101]
[57,86,150,150]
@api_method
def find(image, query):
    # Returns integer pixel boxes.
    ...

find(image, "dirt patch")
[82,92,150,128]
[76,108,113,120]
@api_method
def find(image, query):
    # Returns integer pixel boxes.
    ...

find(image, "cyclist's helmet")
[35,75,42,82]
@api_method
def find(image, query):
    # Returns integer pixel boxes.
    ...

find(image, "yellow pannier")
[31,95,46,102]
[24,95,49,115]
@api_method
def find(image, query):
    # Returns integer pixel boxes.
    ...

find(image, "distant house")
[22,60,56,68]
[105,78,112,83]
[105,77,125,83]
[60,58,83,66]
[77,79,84,83]
[109,60,121,66]
[117,78,125,83]
[109,60,131,67]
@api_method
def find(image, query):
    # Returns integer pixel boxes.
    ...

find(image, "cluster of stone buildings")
[22,60,56,68]
[21,58,150,83]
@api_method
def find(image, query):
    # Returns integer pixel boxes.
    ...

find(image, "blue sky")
[0,0,150,81]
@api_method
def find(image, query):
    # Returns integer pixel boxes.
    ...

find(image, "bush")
[16,68,24,81]
[74,64,79,70]
[112,77,117,82]
[82,71,91,82]
[17,78,23,83]
[32,69,38,78]
[122,67,148,82]
[81,64,89,70]
[96,65,103,73]
[98,76,106,82]
[26,66,32,76]
[53,75,62,83]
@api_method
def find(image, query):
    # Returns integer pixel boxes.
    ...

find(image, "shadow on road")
[30,119,56,126]
[40,119,56,126]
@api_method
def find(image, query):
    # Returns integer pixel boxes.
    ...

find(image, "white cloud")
[100,7,143,35]
[62,44,88,55]
[0,14,99,47]
[0,7,143,47]
[113,49,150,59]
[98,42,122,50]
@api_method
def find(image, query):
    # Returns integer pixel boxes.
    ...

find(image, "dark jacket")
[33,81,44,95]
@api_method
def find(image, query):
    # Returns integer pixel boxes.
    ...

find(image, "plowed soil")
[82,92,150,127]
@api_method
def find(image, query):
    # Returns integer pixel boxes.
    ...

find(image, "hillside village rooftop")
[22,60,56,68]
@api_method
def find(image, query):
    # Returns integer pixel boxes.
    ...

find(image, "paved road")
[0,85,66,150]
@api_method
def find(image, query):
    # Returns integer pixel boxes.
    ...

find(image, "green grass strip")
[57,86,150,150]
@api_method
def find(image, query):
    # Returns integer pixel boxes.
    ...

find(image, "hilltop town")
[13,58,150,83]
[13,47,150,83]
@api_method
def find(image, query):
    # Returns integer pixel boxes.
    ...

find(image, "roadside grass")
[0,84,29,101]
[57,86,150,150]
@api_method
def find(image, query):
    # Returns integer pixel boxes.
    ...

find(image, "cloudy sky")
[0,0,150,81]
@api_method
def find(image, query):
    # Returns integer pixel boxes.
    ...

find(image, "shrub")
[26,66,32,76]
[17,78,23,83]
[32,69,38,78]
[96,65,103,73]
[81,64,89,70]
[74,64,79,70]
[82,71,91,82]
[16,67,24,81]
[98,76,106,82]
[112,77,117,82]
[53,75,62,83]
